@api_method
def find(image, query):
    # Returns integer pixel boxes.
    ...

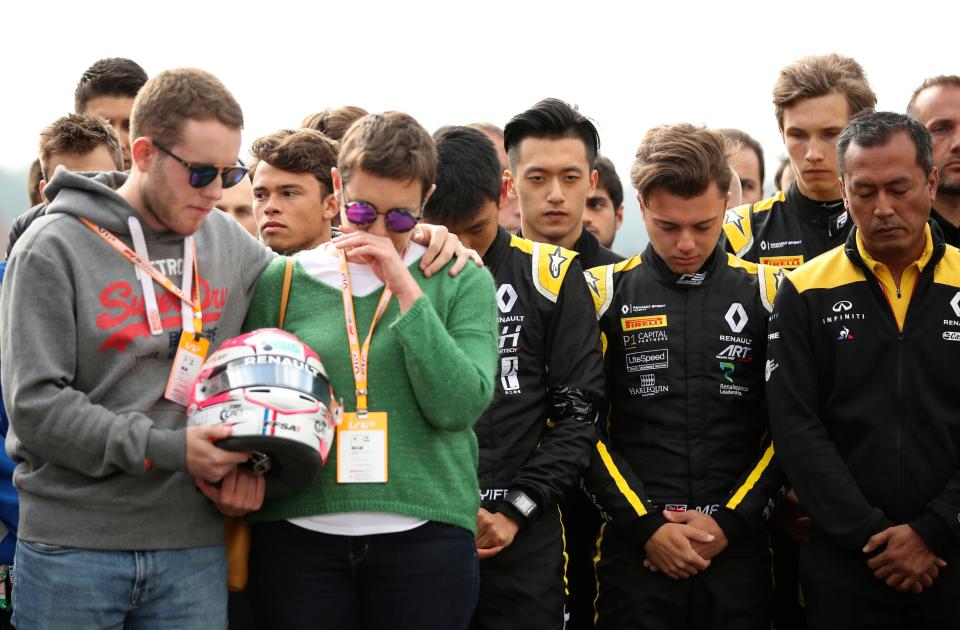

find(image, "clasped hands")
[642,509,727,579]
[862,524,946,594]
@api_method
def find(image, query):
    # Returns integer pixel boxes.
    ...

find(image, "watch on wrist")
[505,490,538,522]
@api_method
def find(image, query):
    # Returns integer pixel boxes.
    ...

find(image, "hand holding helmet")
[187,328,341,498]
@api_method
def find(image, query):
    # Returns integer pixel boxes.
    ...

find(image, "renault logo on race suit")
[724,303,748,333]
[496,284,518,313]
[833,300,853,312]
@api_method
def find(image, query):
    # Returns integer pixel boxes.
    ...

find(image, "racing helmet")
[187,328,340,498]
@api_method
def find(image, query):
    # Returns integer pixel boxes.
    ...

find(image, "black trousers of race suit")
[471,505,567,630]
[799,528,960,629]
[594,524,771,630]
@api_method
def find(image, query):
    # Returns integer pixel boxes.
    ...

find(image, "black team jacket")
[767,222,960,554]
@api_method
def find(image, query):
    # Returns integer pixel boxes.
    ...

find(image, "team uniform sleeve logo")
[532,242,577,303]
[584,264,614,318]
[756,264,784,313]
[722,205,754,257]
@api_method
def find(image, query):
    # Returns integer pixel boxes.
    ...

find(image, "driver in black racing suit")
[423,126,605,630]
[585,124,784,630]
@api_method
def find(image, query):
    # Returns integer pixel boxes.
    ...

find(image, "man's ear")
[322,192,339,220]
[130,137,154,174]
[503,170,517,201]
[615,204,624,231]
[839,177,849,210]
[588,169,599,196]
[39,179,48,203]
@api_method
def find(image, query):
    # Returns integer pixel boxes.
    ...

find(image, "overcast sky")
[2,1,956,254]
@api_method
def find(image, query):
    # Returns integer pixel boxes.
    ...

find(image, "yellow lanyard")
[78,217,203,334]
[338,249,392,417]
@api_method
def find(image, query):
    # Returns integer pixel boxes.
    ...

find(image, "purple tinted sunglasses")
[343,200,420,233]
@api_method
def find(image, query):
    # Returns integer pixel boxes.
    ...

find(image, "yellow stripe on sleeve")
[726,444,775,510]
[596,441,647,517]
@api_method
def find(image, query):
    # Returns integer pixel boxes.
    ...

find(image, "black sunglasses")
[153,141,249,189]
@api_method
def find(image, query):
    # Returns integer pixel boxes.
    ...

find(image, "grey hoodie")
[0,169,274,549]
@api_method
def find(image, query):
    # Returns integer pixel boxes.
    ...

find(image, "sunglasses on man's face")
[153,141,249,189]
[342,200,420,233]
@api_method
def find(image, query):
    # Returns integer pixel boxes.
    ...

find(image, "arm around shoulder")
[389,264,498,432]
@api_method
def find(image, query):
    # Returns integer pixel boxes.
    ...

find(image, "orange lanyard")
[78,217,203,333]
[338,248,392,417]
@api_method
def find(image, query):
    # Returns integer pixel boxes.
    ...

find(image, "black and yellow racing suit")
[722,182,849,269]
[471,226,605,630]
[584,243,784,629]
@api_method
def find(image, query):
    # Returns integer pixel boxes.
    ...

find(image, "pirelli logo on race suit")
[759,255,804,268]
[621,315,668,331]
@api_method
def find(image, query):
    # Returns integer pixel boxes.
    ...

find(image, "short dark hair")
[907,75,960,117]
[301,106,369,142]
[338,112,437,199]
[503,98,600,169]
[593,155,623,209]
[249,129,339,195]
[837,111,933,177]
[631,123,732,206]
[74,58,148,113]
[38,113,124,179]
[719,128,765,185]
[423,126,501,225]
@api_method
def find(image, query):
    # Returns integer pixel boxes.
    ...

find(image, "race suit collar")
[482,225,513,272]
[785,181,849,238]
[643,241,724,288]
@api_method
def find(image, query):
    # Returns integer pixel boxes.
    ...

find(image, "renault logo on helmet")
[832,300,853,312]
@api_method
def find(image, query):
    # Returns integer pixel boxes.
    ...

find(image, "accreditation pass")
[337,412,388,483]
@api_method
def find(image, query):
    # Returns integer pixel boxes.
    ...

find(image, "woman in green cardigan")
[243,112,498,630]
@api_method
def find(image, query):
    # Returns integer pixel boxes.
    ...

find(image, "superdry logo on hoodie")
[96,272,230,352]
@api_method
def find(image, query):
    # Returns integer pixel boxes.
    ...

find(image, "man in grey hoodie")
[2,66,479,628]
[1,67,281,628]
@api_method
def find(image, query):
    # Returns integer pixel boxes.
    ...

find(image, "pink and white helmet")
[186,328,340,498]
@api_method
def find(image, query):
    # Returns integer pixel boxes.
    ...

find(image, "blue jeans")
[12,540,227,630]
[249,520,480,630]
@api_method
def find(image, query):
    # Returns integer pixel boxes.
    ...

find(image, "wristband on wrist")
[505,490,538,522]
